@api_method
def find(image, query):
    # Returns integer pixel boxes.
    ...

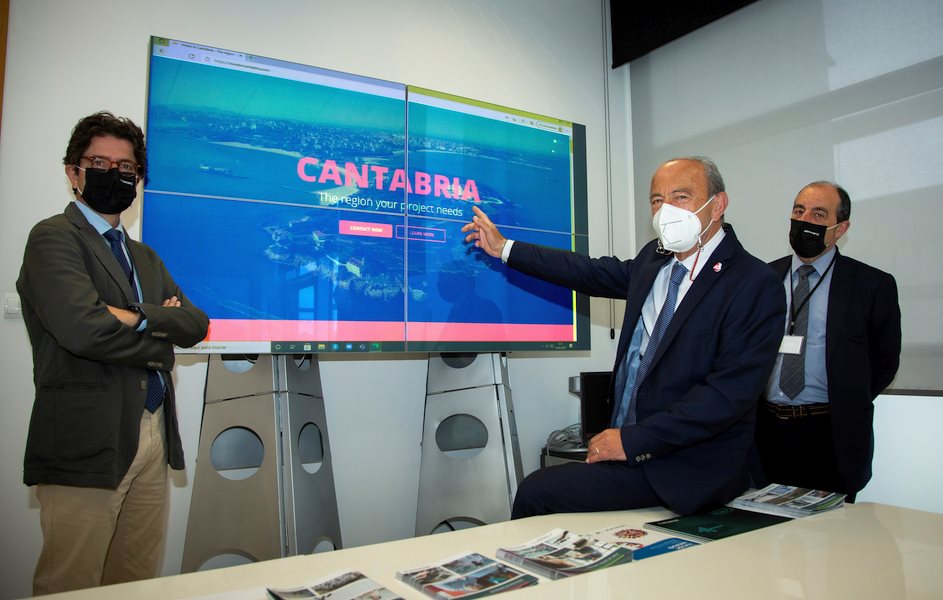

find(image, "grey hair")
[666,156,726,197]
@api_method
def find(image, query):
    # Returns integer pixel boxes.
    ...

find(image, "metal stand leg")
[181,354,341,572]
[415,353,523,535]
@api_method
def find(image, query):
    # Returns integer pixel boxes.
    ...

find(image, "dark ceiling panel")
[610,0,759,67]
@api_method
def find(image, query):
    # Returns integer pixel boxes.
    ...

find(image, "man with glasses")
[16,111,209,594]
[756,181,901,501]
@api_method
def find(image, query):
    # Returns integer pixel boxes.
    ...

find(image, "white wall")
[628,0,943,391]
[0,2,630,598]
[858,394,943,513]
[626,0,943,514]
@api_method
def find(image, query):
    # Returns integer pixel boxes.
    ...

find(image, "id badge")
[780,335,803,354]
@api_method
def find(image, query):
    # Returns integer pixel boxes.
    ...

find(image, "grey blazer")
[17,202,208,489]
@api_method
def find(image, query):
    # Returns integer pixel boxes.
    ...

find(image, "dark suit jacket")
[766,251,901,494]
[16,203,209,489]
[508,224,786,514]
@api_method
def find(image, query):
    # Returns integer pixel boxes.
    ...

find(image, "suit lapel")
[127,241,155,303]
[65,203,137,304]
[626,249,668,316]
[825,251,852,366]
[644,225,738,371]
[617,246,669,359]
[771,256,790,280]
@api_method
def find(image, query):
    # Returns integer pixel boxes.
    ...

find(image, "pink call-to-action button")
[339,220,393,238]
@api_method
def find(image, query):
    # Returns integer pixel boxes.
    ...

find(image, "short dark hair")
[802,180,851,222]
[63,111,146,178]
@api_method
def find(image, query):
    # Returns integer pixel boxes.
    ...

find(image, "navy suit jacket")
[17,202,209,489]
[765,251,900,494]
[508,224,786,514]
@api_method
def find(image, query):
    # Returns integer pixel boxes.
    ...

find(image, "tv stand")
[181,354,341,571]
[415,352,524,534]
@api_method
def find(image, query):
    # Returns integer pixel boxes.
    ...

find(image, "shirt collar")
[791,245,837,276]
[73,200,124,240]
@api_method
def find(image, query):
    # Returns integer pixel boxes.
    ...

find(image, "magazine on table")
[590,524,700,560]
[267,570,401,600]
[645,506,791,543]
[728,483,846,518]
[496,524,698,579]
[396,552,538,599]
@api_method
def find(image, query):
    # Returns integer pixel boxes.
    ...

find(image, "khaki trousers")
[33,406,169,596]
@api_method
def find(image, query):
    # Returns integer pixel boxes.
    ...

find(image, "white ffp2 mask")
[652,195,715,253]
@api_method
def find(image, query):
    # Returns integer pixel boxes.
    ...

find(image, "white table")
[31,502,943,599]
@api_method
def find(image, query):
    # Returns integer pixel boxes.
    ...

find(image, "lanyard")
[787,253,836,335]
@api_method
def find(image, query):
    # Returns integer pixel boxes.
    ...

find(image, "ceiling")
[610,0,759,67]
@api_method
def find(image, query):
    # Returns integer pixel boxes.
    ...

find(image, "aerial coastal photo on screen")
[143,37,588,353]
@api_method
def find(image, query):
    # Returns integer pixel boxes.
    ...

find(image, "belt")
[763,401,830,419]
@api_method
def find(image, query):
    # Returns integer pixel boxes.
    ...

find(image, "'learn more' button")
[339,220,393,238]
[394,225,446,243]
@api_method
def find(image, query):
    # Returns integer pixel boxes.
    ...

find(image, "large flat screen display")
[143,37,589,354]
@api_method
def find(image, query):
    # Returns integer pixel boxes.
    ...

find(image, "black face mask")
[76,167,137,215]
[789,218,834,259]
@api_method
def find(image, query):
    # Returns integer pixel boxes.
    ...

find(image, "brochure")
[589,523,699,558]
[267,570,401,600]
[590,524,700,560]
[728,483,846,518]
[396,552,538,599]
[645,506,791,543]
[495,528,631,579]
[496,524,698,579]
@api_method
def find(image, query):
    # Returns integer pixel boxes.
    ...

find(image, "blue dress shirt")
[764,247,837,405]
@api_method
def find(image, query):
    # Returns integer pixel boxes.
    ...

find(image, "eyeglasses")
[80,156,139,176]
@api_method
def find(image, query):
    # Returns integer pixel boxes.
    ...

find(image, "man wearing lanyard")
[463,156,786,517]
[17,111,209,594]
[756,181,901,501]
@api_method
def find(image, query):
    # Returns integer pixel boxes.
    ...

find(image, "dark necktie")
[779,265,816,399]
[103,228,164,413]
[625,261,687,425]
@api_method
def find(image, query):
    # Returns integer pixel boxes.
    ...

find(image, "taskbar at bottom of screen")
[270,341,404,354]
[269,340,586,354]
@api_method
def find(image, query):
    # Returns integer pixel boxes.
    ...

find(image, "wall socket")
[4,293,22,319]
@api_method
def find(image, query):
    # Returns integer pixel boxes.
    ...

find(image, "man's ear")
[65,165,82,196]
[65,165,79,187]
[834,220,851,242]
[711,191,729,221]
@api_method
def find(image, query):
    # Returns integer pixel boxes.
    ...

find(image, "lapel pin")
[713,262,722,272]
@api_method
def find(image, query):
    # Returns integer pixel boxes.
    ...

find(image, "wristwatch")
[126,304,146,328]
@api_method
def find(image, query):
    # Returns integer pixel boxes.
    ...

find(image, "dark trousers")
[511,460,662,519]
[756,407,855,501]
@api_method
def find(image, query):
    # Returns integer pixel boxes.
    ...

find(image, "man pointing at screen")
[463,156,785,517]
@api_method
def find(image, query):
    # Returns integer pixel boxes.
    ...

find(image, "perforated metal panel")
[416,353,523,535]
[181,355,341,572]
